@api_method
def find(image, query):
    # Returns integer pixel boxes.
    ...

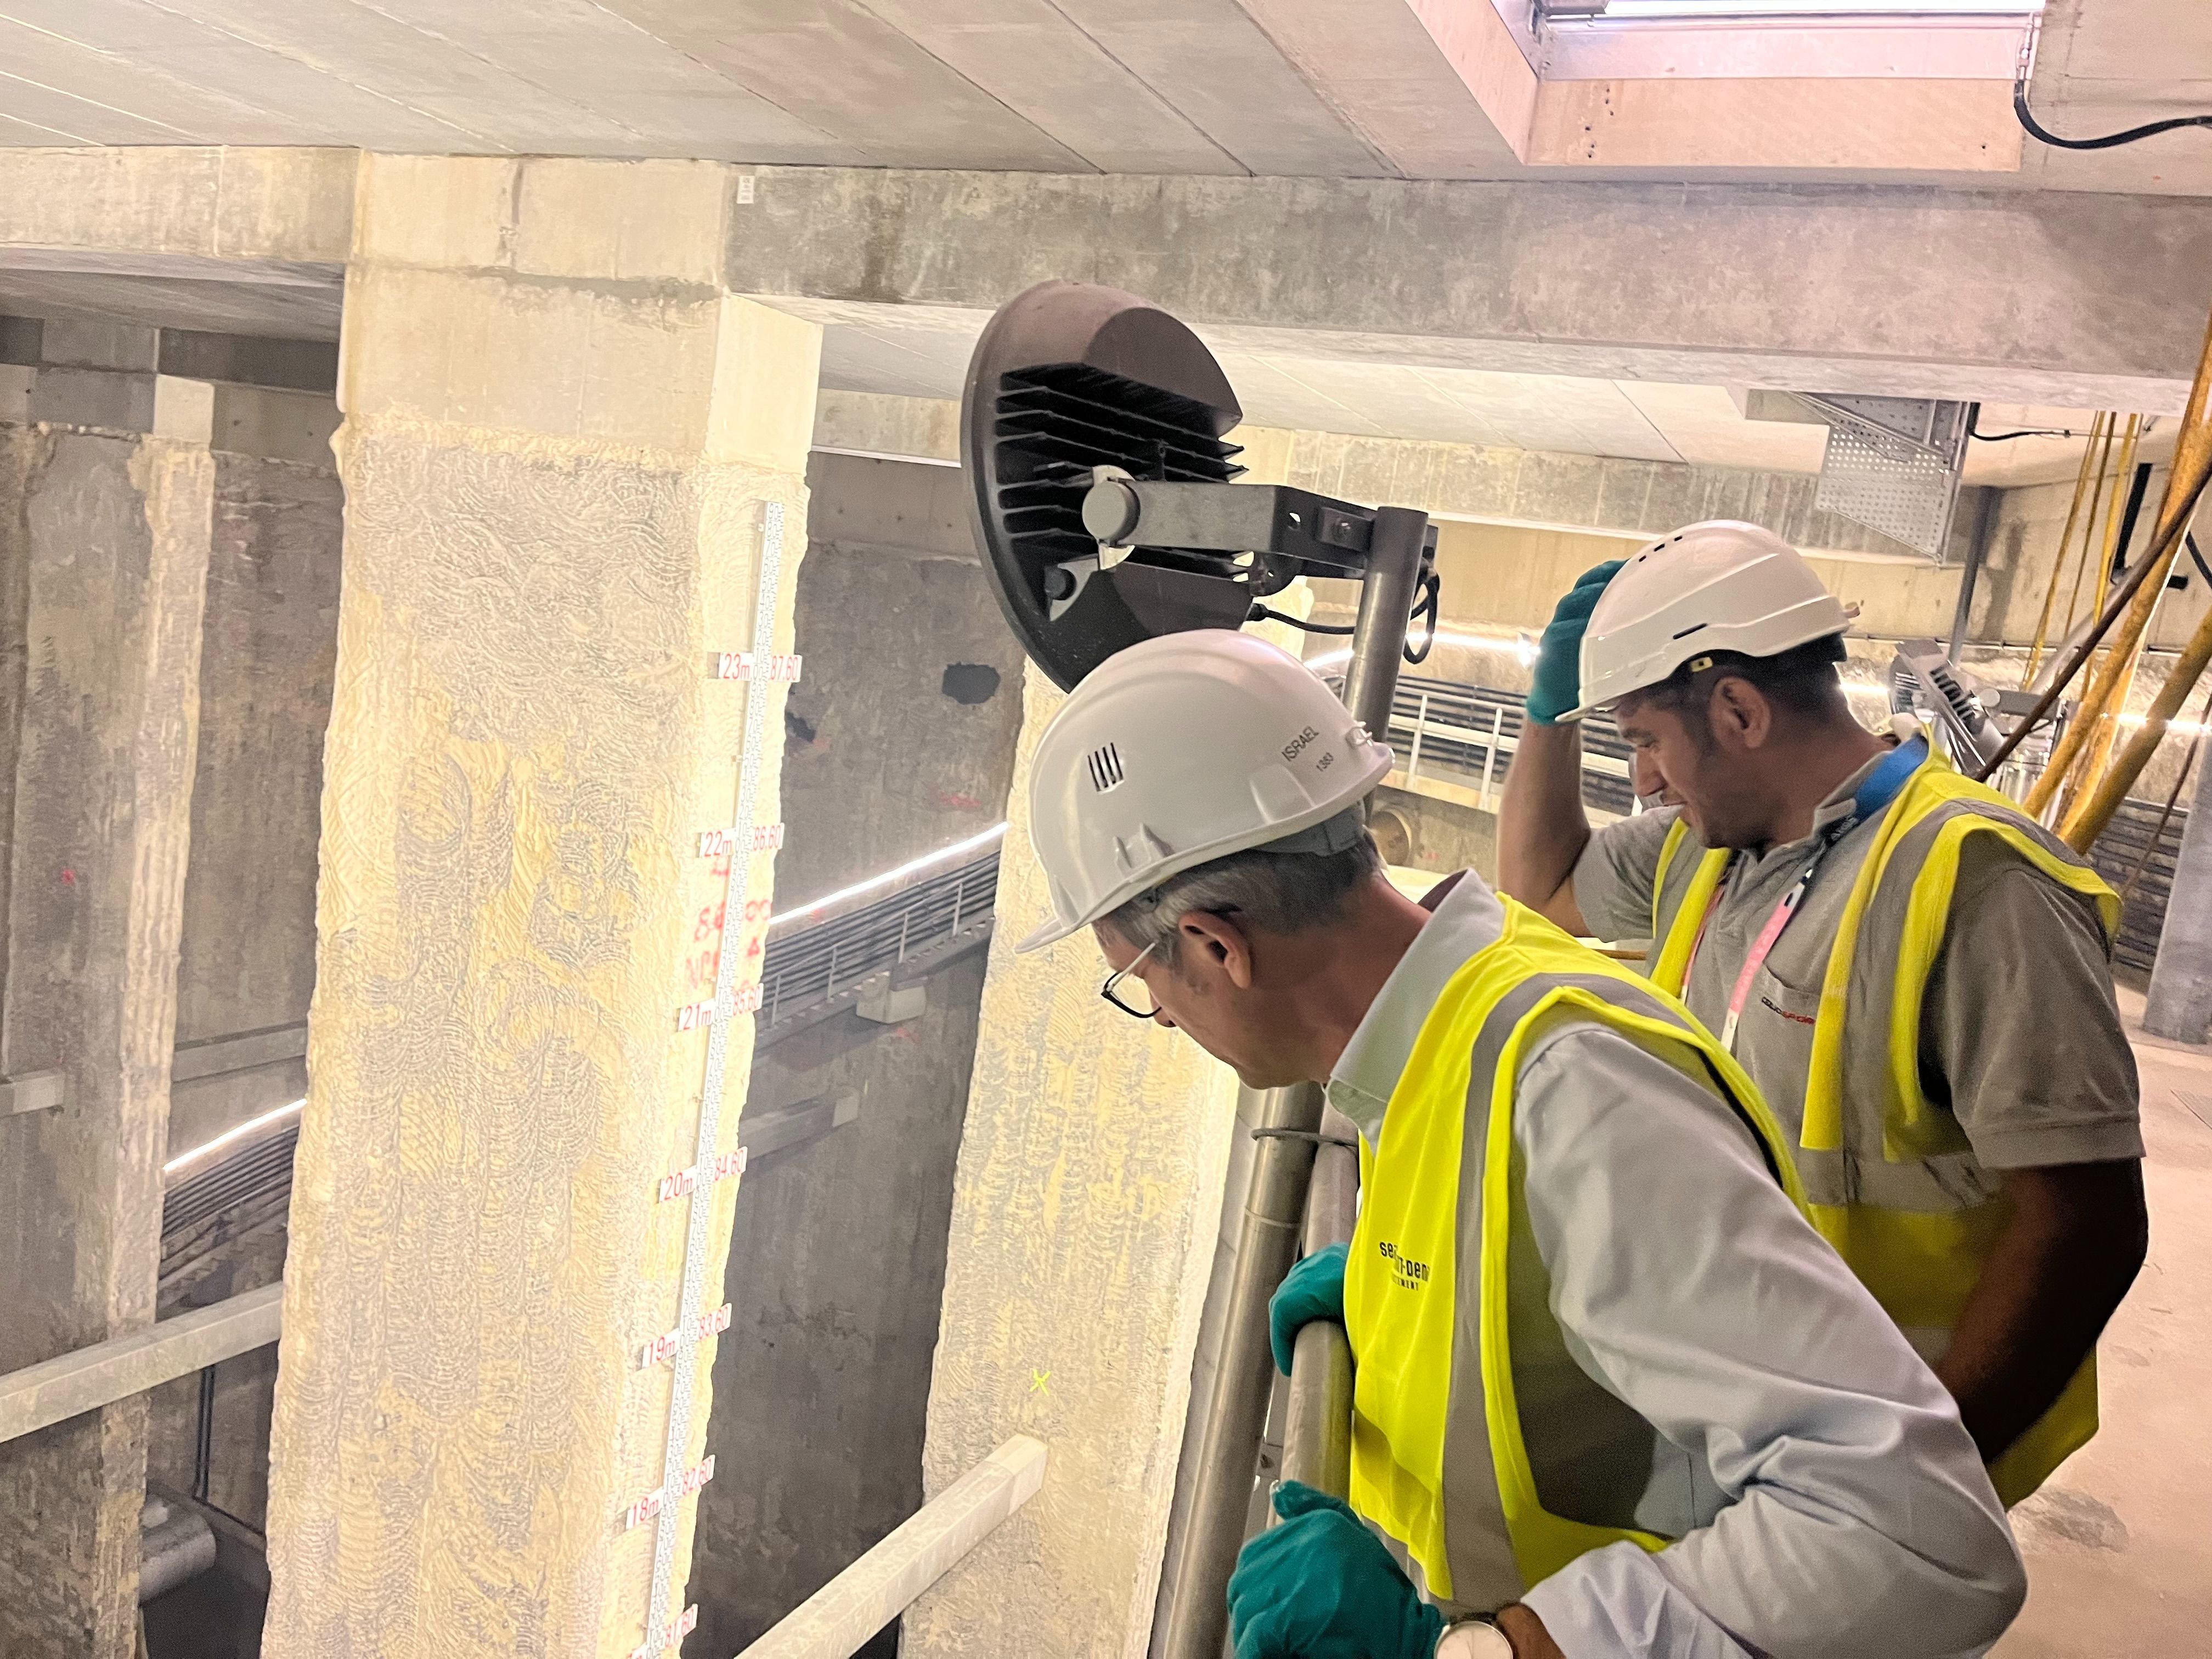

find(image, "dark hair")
[1100,834,1383,968]
[1635,634,1850,725]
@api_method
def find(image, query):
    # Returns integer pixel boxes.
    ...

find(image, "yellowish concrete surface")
[1528,78,2021,172]
[908,661,1243,1659]
[1994,990,2212,1657]
[263,155,820,1659]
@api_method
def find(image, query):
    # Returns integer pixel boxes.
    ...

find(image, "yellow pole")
[2027,418,2126,817]
[2061,294,2212,851]
[2059,416,2119,639]
[2068,595,2212,851]
[2024,414,2109,684]
[2055,415,2146,823]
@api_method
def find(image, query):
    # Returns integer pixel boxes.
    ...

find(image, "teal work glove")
[1228,1482,1444,1659]
[1525,559,1626,725]
[1269,1242,1348,1376]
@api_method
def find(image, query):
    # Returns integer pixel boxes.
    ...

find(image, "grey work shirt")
[1572,742,2143,1173]
[1323,872,2022,1659]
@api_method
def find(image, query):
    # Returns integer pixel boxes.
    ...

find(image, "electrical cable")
[1248,571,1443,657]
[2016,78,2212,152]
[2191,531,2212,589]
[1968,407,2089,444]
[1402,571,1442,665]
[1251,607,1353,634]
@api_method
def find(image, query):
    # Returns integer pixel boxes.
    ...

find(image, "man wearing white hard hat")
[1498,520,2147,1511]
[1022,628,2022,1659]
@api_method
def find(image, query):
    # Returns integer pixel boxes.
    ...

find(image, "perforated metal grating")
[1813,410,1961,558]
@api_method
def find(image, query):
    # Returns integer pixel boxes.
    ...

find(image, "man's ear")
[1176,910,1257,990]
[1707,675,1775,752]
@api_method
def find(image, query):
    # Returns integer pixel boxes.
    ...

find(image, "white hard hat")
[1566,520,1853,720]
[1017,630,1393,953]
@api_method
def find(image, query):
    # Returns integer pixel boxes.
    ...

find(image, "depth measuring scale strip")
[642,499,789,1653]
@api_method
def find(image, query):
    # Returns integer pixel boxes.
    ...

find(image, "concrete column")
[2146,752,2212,1042]
[693,450,1026,1656]
[907,418,1309,1655]
[0,387,216,1651]
[906,661,1244,1659]
[261,156,820,1658]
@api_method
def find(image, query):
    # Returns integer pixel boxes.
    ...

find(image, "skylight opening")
[1560,1,2042,18]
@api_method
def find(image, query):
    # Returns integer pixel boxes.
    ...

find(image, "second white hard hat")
[1565,520,1853,721]
[1017,630,1393,953]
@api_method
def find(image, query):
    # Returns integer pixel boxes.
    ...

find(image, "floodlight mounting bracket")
[961,279,1434,690]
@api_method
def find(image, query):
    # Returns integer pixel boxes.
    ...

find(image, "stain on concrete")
[2012,1487,2130,1554]
[940,662,1000,705]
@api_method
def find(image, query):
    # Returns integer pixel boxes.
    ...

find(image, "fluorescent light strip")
[768,822,1009,930]
[165,1097,305,1175]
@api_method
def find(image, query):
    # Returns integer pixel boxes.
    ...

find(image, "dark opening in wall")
[940,663,1000,706]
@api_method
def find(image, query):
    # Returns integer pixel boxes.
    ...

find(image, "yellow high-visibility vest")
[1647,744,2121,1505]
[1345,899,1800,1610]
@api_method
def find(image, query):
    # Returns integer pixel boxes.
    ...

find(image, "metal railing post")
[1164,506,1426,1659]
[1281,1106,1358,1500]
[1480,703,1504,811]
[1407,687,1431,782]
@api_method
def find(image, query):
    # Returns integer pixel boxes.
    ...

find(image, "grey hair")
[1100,830,1383,969]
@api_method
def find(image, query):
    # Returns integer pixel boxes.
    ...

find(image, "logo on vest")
[1376,1240,1430,1289]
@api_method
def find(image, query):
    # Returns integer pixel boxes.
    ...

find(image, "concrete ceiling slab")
[0,0,2204,191]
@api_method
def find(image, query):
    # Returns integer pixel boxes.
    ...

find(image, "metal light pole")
[1161,506,1429,1659]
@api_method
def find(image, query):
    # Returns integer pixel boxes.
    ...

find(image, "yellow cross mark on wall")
[1029,1368,1051,1395]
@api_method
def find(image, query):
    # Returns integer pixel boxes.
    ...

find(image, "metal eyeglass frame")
[1100,939,1161,1019]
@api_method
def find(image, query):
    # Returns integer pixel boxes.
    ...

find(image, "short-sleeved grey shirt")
[1571,748,2142,1171]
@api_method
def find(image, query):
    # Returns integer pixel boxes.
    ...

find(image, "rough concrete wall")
[692,450,1024,1653]
[146,1220,290,1531]
[170,452,342,1154]
[0,425,212,1656]
[777,452,1019,903]
[1373,783,1498,884]
[0,425,28,1040]
[909,662,1242,1659]
[695,954,989,1658]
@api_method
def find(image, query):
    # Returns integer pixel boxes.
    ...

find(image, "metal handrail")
[738,1436,1047,1659]
[761,850,1000,1031]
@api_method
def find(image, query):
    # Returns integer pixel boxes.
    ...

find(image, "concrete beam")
[731,168,2212,410]
[807,392,1952,561]
[0,1286,282,1449]
[0,148,354,267]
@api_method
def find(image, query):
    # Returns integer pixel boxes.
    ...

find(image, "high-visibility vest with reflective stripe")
[1646,745,2122,1505]
[1345,899,1801,1612]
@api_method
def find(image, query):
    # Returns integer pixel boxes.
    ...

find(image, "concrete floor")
[1994,987,2212,1656]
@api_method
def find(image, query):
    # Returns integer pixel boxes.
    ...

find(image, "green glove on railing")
[1228,1482,1444,1659]
[1269,1242,1347,1376]
[1525,559,1626,725]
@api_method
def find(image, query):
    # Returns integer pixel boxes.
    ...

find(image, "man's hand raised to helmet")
[1525,561,1624,726]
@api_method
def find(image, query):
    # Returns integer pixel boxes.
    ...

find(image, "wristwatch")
[1435,1620,1514,1658]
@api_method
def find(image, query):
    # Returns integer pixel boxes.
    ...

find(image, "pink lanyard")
[1681,738,1927,1053]
[1680,851,1825,1052]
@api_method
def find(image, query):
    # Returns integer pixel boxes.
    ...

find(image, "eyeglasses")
[1101,940,1161,1019]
